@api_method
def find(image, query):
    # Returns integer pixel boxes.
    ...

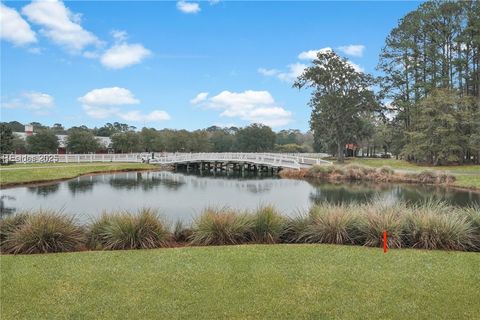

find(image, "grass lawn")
[0,163,158,187]
[1,245,479,319]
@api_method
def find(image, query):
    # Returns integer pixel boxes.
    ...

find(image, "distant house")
[13,126,112,154]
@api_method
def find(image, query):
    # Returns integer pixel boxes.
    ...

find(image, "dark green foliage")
[294,50,379,163]
[236,123,276,152]
[0,124,14,154]
[66,130,101,153]
[26,129,59,153]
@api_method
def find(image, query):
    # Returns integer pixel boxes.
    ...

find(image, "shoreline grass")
[2,203,478,254]
[280,164,458,186]
[1,244,479,319]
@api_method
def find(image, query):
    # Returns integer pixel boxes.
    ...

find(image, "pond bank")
[0,163,172,188]
[279,164,480,192]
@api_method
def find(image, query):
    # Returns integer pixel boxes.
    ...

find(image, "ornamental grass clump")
[0,213,28,251]
[404,201,476,251]
[297,204,359,244]
[87,208,170,250]
[0,211,85,254]
[190,208,253,245]
[281,214,311,243]
[250,206,285,243]
[357,202,406,248]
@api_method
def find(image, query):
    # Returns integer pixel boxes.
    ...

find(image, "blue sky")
[1,0,420,131]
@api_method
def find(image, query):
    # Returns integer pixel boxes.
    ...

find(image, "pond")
[1,170,479,222]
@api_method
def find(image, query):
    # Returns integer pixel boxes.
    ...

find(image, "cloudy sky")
[1,0,420,131]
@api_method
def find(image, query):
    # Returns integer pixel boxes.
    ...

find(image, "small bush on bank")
[378,166,394,176]
[87,208,170,250]
[250,206,285,243]
[190,208,253,245]
[0,211,84,254]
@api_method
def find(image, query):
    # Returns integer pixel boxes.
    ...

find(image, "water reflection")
[27,184,60,197]
[1,170,478,220]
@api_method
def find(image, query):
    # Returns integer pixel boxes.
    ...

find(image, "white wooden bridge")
[1,153,332,170]
[147,153,332,170]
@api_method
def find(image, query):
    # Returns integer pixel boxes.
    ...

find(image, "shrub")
[343,164,372,180]
[250,206,285,243]
[357,203,405,248]
[1,211,85,254]
[87,208,170,250]
[417,170,437,184]
[190,208,253,245]
[297,204,358,244]
[309,165,334,176]
[405,203,476,250]
[378,165,394,176]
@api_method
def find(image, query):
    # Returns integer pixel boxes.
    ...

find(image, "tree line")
[0,122,314,154]
[298,0,479,164]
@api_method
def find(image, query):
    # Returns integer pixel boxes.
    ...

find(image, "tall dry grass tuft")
[189,208,253,245]
[297,204,358,244]
[87,208,170,250]
[404,201,476,250]
[0,211,85,254]
[250,206,285,243]
[357,202,405,248]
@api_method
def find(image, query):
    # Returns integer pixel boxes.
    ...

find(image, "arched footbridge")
[146,153,332,170]
[1,153,332,170]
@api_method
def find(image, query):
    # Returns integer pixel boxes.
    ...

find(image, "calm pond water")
[1,170,479,222]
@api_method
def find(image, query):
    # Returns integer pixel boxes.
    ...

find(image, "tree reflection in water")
[0,195,16,216]
[27,184,60,197]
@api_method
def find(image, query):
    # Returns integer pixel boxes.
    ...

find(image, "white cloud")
[82,105,118,119]
[338,44,365,57]
[347,61,364,72]
[194,90,293,127]
[22,0,100,53]
[297,47,364,72]
[111,29,128,42]
[80,87,169,122]
[118,110,171,122]
[78,87,140,106]
[1,91,54,114]
[258,63,307,83]
[190,92,209,104]
[177,1,201,14]
[0,3,37,46]
[298,47,332,60]
[100,43,151,69]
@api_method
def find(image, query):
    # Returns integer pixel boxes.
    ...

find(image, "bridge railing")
[0,152,332,167]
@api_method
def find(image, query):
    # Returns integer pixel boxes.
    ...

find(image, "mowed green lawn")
[0,163,157,186]
[1,245,479,319]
